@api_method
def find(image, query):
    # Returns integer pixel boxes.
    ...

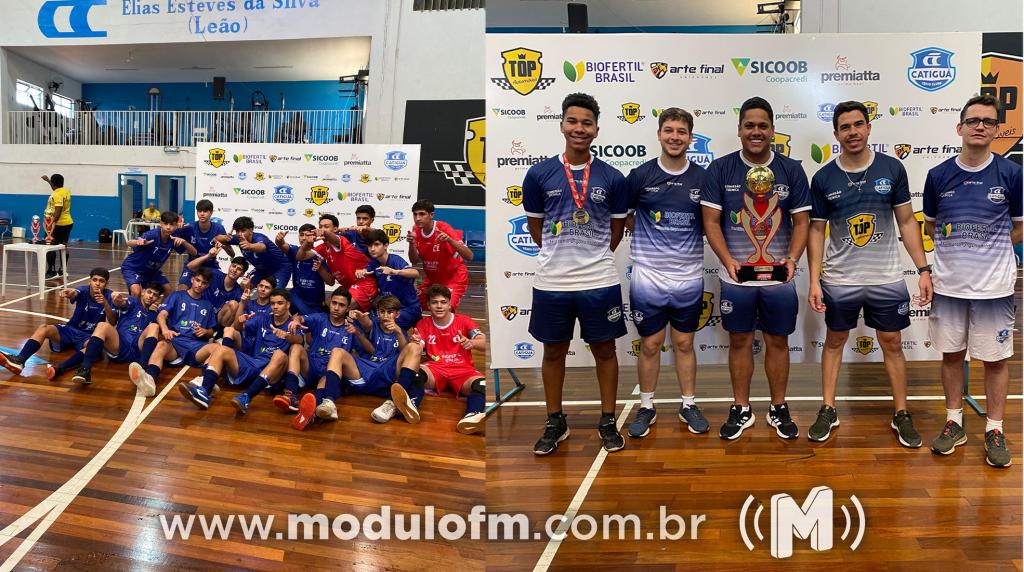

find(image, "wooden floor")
[487,275,1024,570]
[0,241,486,571]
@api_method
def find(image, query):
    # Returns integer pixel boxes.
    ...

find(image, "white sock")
[946,408,963,426]
[681,395,696,408]
[640,391,655,409]
[739,404,751,413]
[986,418,1003,433]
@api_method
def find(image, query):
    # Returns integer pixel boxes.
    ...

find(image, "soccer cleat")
[808,405,840,442]
[178,382,210,410]
[766,402,800,440]
[984,429,1012,468]
[457,411,486,435]
[533,413,569,456]
[390,382,421,424]
[71,366,92,385]
[129,362,157,397]
[315,398,339,421]
[679,404,710,434]
[890,410,922,448]
[371,399,397,423]
[0,352,25,375]
[190,375,220,396]
[719,405,754,440]
[931,419,967,455]
[46,364,58,382]
[273,391,298,413]
[598,421,625,452]
[291,393,317,431]
[232,393,251,415]
[627,407,657,438]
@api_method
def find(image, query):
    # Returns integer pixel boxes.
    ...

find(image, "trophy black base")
[737,263,789,283]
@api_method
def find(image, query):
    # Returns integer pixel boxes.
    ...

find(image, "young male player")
[279,288,355,414]
[275,225,335,315]
[217,216,292,289]
[522,92,629,455]
[175,199,233,290]
[923,94,1022,467]
[622,107,710,439]
[341,204,376,256]
[806,100,932,447]
[121,211,197,297]
[296,214,378,311]
[187,244,249,327]
[407,199,473,310]
[0,268,113,378]
[357,229,420,331]
[701,96,810,441]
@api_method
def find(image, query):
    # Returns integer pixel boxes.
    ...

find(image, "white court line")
[533,401,635,572]
[0,267,121,309]
[0,308,68,322]
[501,395,1024,407]
[0,365,190,572]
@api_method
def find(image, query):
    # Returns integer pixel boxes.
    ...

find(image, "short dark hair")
[330,287,352,303]
[229,256,250,272]
[196,199,214,212]
[376,295,401,312]
[562,92,600,122]
[960,94,1001,122]
[832,100,869,130]
[425,283,452,302]
[232,216,254,231]
[365,228,389,246]
[142,282,163,293]
[411,199,435,214]
[739,96,774,126]
[50,174,64,188]
[258,275,277,288]
[657,107,693,132]
[192,267,212,283]
[89,267,110,280]
[269,287,290,302]
[355,204,376,218]
[299,223,316,234]
[160,210,178,224]
[319,214,339,228]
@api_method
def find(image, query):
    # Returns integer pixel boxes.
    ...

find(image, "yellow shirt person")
[142,206,161,222]
[47,186,73,226]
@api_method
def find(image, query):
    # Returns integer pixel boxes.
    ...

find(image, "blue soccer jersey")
[115,296,156,344]
[174,221,227,268]
[342,229,370,256]
[627,158,706,281]
[810,151,912,285]
[366,253,418,308]
[68,285,113,332]
[303,312,354,367]
[701,150,811,285]
[246,297,271,317]
[242,312,294,358]
[159,290,217,340]
[202,268,243,312]
[923,153,1023,298]
[122,229,186,273]
[227,232,290,277]
[522,155,629,291]
[359,313,401,363]
[287,245,326,308]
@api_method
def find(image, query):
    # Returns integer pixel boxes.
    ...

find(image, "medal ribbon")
[562,154,590,211]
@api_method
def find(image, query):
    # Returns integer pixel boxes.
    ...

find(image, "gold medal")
[572,208,590,225]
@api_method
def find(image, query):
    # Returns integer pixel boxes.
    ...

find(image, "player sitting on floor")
[121,211,197,298]
[357,229,421,331]
[392,284,487,435]
[275,225,335,316]
[0,268,113,379]
[278,288,354,413]
[187,244,249,327]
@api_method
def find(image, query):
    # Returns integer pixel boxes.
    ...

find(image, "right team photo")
[484,1,1022,569]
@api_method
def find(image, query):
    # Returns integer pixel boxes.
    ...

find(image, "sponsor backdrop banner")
[196,142,420,280]
[486,32,984,369]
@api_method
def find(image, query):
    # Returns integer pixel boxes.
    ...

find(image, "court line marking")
[500,395,1024,407]
[0,266,122,309]
[0,365,190,572]
[533,401,636,572]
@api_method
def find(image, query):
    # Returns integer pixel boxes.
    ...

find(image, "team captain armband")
[467,329,482,339]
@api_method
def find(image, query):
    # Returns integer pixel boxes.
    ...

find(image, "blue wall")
[82,80,361,111]
[0,194,120,243]
[486,25,762,34]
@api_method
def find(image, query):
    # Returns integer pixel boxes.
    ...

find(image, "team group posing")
[525,92,1021,468]
[0,199,488,435]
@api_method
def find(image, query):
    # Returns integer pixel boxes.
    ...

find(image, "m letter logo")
[740,486,865,559]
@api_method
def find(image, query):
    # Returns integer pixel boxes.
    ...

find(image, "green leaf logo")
[563,61,585,82]
[810,143,831,164]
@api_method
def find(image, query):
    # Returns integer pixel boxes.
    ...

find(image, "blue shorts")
[122,268,169,289]
[291,294,325,316]
[168,336,209,367]
[822,281,910,332]
[352,355,398,397]
[395,304,422,332]
[227,351,271,386]
[304,359,329,389]
[629,267,704,337]
[252,267,293,291]
[529,285,627,344]
[105,333,141,364]
[51,324,91,352]
[719,280,798,336]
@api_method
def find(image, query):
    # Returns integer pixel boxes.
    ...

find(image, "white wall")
[801,0,1023,32]
[0,48,84,142]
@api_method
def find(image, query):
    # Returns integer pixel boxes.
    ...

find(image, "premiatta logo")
[434,117,485,189]
[492,47,555,96]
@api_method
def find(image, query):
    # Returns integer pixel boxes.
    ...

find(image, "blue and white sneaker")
[679,404,710,434]
[178,382,210,410]
[232,393,251,415]
[627,407,657,438]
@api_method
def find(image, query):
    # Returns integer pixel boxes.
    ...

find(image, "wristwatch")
[917,264,932,275]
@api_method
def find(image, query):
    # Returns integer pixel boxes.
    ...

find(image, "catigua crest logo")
[908,47,956,92]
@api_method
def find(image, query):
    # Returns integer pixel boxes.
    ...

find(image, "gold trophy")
[43,205,55,244]
[737,166,788,282]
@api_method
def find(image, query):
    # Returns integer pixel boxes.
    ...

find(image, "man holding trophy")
[701,97,811,440]
[42,173,73,280]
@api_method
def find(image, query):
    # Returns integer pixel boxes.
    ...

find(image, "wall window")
[52,93,74,117]
[15,80,43,109]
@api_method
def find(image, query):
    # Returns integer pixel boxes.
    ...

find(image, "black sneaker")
[808,405,839,442]
[71,366,92,385]
[766,402,799,440]
[719,405,754,440]
[533,413,570,456]
[890,410,922,448]
[0,352,25,375]
[984,429,1012,468]
[598,420,625,452]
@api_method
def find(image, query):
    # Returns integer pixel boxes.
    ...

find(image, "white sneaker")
[457,411,486,435]
[316,398,339,421]
[371,399,397,423]
[390,383,420,424]
[129,362,156,398]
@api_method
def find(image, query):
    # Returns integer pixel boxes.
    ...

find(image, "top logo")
[492,48,556,96]
[908,47,956,92]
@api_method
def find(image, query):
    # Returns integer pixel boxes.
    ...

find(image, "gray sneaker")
[931,419,967,454]
[984,429,1012,468]
[627,407,657,438]
[808,405,840,442]
[678,404,709,434]
[890,410,922,448]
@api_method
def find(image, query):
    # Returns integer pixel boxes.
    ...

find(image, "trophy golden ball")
[745,166,775,196]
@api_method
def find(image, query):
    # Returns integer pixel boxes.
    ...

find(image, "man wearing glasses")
[923,94,1022,468]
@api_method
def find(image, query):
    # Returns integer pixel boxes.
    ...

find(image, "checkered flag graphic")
[434,160,483,188]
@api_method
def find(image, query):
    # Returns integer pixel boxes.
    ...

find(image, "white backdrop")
[486,32,982,369]
[196,142,420,282]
